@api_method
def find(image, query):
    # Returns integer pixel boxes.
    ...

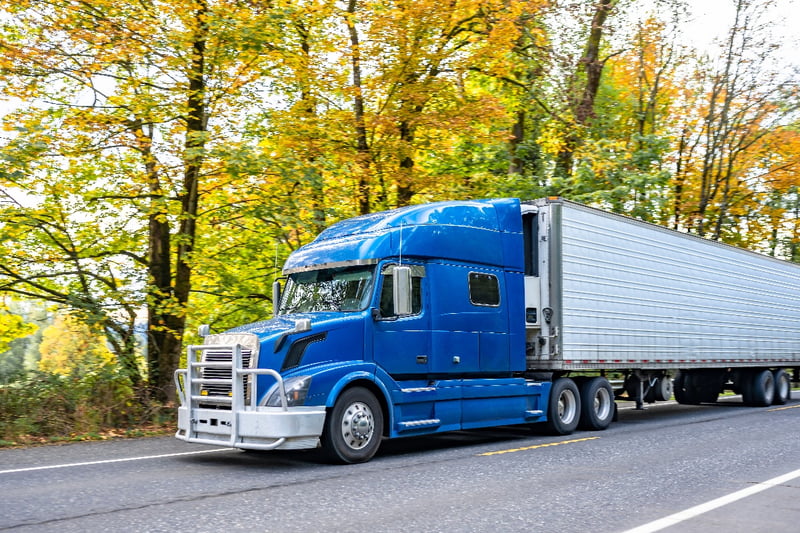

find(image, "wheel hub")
[341,401,374,450]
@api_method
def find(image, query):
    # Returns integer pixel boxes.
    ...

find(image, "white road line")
[621,467,800,533]
[0,448,229,475]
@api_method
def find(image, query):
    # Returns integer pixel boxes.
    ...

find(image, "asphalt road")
[1,393,799,532]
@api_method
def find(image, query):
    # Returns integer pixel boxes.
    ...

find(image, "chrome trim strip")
[283,258,379,275]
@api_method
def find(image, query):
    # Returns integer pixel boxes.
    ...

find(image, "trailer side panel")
[530,199,800,370]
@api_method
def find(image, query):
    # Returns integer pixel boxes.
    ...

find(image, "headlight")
[263,376,312,407]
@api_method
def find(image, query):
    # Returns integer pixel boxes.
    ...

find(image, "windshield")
[279,265,375,314]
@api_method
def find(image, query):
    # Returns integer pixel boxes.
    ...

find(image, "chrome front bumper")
[174,343,326,451]
[176,404,326,451]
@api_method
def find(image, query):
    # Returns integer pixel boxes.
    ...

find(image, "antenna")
[399,222,403,265]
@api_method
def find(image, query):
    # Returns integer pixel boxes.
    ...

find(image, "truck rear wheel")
[544,378,581,435]
[578,377,614,430]
[321,387,383,464]
[771,369,790,405]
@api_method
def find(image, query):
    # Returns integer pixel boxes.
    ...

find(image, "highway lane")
[1,392,798,532]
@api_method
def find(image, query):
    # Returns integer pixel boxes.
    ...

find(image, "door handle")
[416,355,428,364]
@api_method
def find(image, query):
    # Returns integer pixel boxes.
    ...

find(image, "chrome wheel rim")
[340,401,374,450]
[594,387,612,420]
[558,389,578,425]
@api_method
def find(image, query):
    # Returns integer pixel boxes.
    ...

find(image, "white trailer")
[524,198,800,407]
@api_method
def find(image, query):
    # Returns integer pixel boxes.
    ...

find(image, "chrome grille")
[200,346,253,400]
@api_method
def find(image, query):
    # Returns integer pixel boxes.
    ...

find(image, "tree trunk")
[346,0,372,215]
[149,1,208,403]
[397,119,415,207]
[508,111,525,175]
[574,0,615,125]
[556,0,616,178]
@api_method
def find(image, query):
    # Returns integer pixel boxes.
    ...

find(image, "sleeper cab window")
[468,272,500,307]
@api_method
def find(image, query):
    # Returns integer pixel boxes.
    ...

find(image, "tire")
[696,371,721,404]
[321,387,383,464]
[772,369,791,405]
[624,374,649,403]
[748,369,775,407]
[578,377,614,431]
[653,375,673,402]
[673,372,699,405]
[644,375,673,403]
[544,378,581,435]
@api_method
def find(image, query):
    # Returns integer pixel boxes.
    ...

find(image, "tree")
[0,178,144,386]
[0,302,36,355]
[567,12,687,220]
[335,0,537,207]
[542,0,621,180]
[38,312,115,376]
[670,0,800,243]
[0,0,279,401]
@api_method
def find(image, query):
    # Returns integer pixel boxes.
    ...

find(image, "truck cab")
[176,198,551,463]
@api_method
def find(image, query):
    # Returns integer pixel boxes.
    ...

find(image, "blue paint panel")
[385,378,548,437]
[432,380,465,433]
[426,262,515,374]
[316,199,510,239]
[478,332,510,373]
[503,271,527,371]
[461,379,544,429]
[460,378,529,398]
[427,263,507,334]
[431,330,478,373]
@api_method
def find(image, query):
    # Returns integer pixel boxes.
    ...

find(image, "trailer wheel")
[653,375,673,402]
[544,378,581,435]
[321,387,383,464]
[772,369,791,405]
[673,372,699,405]
[578,377,614,430]
[748,369,775,407]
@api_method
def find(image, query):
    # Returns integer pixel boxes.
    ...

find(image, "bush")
[0,367,171,445]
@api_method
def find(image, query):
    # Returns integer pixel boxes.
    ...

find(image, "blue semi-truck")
[175,197,800,463]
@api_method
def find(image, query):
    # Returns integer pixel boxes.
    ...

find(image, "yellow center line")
[767,404,800,412]
[478,436,600,456]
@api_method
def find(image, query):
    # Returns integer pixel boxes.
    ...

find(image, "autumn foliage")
[0,0,798,439]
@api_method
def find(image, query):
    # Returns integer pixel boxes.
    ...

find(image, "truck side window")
[469,272,500,306]
[379,265,424,317]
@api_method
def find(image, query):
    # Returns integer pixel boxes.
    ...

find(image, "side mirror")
[392,265,413,316]
[272,280,282,316]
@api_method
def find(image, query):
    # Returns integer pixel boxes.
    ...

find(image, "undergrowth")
[0,369,175,447]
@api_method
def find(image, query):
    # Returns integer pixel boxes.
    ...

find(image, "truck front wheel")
[321,387,384,464]
[544,378,581,435]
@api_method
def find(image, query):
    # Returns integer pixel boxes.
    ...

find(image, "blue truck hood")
[225,312,366,372]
